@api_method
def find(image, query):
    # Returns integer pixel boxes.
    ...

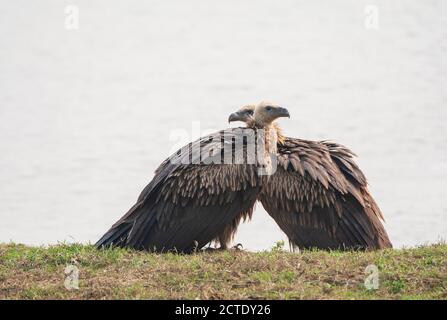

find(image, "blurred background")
[0,0,446,250]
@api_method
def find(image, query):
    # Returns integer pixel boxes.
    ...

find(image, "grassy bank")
[0,242,446,299]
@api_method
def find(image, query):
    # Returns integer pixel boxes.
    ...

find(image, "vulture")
[96,102,290,252]
[227,104,392,250]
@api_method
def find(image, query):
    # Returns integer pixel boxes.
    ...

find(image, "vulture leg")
[214,206,255,249]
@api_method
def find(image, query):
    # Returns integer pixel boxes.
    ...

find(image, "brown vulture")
[95,102,290,252]
[227,104,392,250]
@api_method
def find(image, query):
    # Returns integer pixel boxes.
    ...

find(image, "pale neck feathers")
[272,122,286,145]
[245,120,286,147]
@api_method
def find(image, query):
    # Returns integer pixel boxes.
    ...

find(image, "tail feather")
[95,223,132,248]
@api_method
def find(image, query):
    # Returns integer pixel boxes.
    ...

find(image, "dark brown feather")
[261,137,392,250]
[96,128,265,252]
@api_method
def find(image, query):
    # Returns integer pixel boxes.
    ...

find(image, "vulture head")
[228,104,255,124]
[229,101,289,128]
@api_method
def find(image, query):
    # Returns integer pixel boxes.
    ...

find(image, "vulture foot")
[231,243,244,251]
[202,243,244,252]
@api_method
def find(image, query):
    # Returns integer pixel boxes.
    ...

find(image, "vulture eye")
[266,106,273,112]
[246,110,254,115]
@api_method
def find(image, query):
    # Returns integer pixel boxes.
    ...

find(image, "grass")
[0,242,446,299]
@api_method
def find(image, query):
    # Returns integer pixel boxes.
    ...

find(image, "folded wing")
[260,138,392,250]
[96,128,262,252]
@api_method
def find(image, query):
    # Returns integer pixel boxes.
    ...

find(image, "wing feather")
[263,137,392,250]
[96,128,262,252]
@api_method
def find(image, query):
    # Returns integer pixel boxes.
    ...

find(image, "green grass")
[0,242,446,299]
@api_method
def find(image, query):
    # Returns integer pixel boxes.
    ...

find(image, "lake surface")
[1,1,446,250]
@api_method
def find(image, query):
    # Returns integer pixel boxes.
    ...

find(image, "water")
[0,1,446,251]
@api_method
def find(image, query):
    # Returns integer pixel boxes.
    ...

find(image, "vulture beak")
[228,112,240,123]
[277,107,290,119]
